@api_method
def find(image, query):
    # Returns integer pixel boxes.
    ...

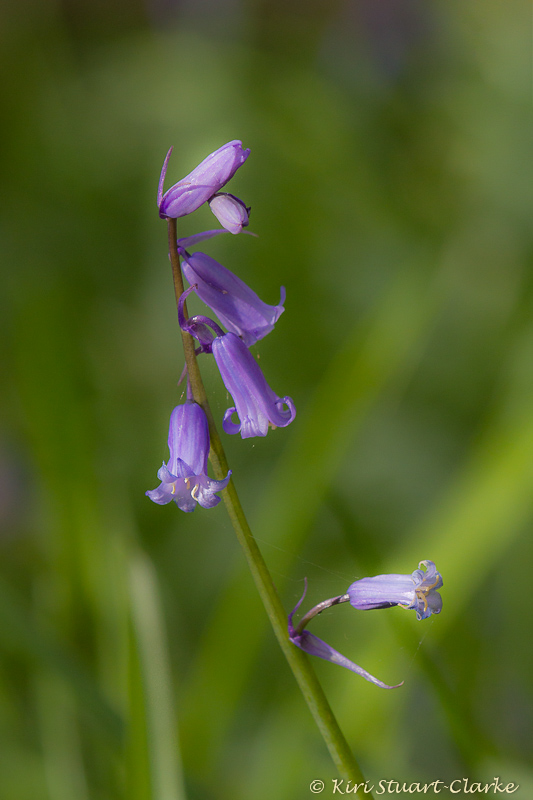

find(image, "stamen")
[415,589,428,613]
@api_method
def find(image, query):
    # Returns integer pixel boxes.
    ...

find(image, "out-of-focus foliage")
[1,0,532,798]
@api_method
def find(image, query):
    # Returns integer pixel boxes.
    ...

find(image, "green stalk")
[167,220,372,795]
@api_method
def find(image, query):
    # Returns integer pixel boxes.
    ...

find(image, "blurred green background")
[1,0,532,798]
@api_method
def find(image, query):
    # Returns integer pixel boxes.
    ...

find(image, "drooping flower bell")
[347,560,443,620]
[178,287,296,439]
[146,392,231,512]
[288,561,443,688]
[158,141,250,222]
[180,247,285,347]
[213,332,296,438]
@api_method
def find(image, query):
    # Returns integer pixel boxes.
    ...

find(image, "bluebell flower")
[347,560,443,620]
[146,400,231,512]
[288,561,443,687]
[180,248,285,347]
[178,288,296,438]
[158,141,250,221]
[208,192,250,234]
[288,581,403,689]
[212,332,296,438]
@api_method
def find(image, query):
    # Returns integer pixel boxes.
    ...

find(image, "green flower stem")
[167,219,372,796]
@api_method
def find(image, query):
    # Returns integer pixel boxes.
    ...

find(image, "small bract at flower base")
[146,399,231,512]
[158,141,250,221]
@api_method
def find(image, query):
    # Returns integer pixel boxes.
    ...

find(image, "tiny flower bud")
[208,192,250,234]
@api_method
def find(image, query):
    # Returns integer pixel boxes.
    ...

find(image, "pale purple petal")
[177,229,229,249]
[208,193,250,234]
[177,229,258,250]
[411,560,443,620]
[194,474,232,509]
[348,573,416,610]
[157,146,173,208]
[146,471,198,513]
[291,629,403,690]
[166,403,209,477]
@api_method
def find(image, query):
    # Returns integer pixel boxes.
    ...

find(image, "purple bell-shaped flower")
[180,248,285,347]
[347,560,443,620]
[146,396,231,512]
[178,288,296,439]
[212,332,296,438]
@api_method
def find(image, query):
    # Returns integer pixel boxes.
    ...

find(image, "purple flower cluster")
[147,141,296,511]
[147,142,444,696]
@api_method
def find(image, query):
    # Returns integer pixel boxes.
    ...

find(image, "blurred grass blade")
[0,577,124,744]
[34,670,90,800]
[128,548,187,800]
